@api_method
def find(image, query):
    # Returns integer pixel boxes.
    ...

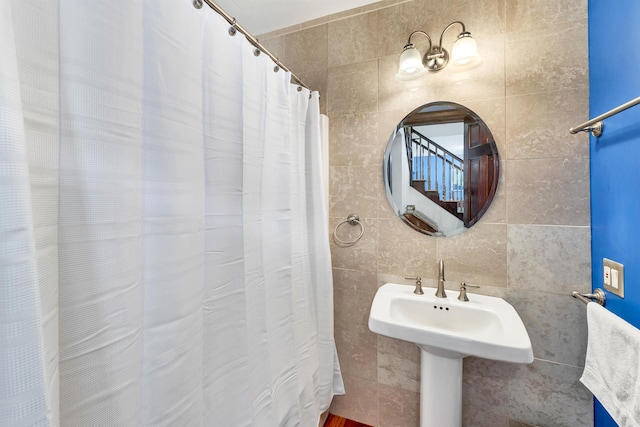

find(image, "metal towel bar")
[569,96,640,137]
[571,288,606,306]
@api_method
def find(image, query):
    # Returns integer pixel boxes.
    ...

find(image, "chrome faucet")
[457,282,480,301]
[405,276,424,295]
[436,259,447,298]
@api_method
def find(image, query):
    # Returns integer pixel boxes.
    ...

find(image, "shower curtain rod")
[195,0,311,91]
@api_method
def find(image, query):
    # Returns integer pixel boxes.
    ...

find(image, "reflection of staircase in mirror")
[407,128,464,221]
[410,180,461,219]
[403,212,438,234]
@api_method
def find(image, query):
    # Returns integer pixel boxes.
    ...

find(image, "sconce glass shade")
[396,44,427,81]
[450,32,481,70]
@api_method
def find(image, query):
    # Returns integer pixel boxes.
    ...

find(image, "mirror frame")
[383,101,500,237]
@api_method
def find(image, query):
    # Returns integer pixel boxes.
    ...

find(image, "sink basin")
[369,282,533,426]
[369,282,533,363]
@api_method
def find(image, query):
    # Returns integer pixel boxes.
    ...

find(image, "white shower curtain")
[0,1,343,426]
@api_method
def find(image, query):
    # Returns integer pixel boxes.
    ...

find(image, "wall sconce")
[396,21,481,81]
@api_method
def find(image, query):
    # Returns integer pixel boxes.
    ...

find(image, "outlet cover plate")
[603,258,624,298]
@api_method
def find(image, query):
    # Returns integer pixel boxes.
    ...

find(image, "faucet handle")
[457,282,480,302]
[405,277,424,295]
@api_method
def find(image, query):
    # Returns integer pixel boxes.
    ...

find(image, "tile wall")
[261,0,592,425]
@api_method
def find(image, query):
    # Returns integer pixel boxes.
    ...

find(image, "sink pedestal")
[419,347,464,427]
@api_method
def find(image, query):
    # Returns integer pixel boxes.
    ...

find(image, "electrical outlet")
[603,258,624,298]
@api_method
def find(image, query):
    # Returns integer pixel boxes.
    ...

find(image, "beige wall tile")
[329,166,379,219]
[334,321,378,381]
[329,374,379,426]
[379,384,420,427]
[377,218,438,279]
[506,0,588,33]
[333,268,379,326]
[509,420,540,427]
[463,404,510,427]
[435,32,507,102]
[506,89,590,160]
[328,60,379,115]
[414,0,506,40]
[377,54,433,114]
[377,55,434,113]
[465,358,592,427]
[507,289,587,366]
[258,35,286,63]
[329,112,379,167]
[506,157,590,226]
[506,19,588,96]
[507,224,591,294]
[377,336,420,393]
[329,12,379,68]
[436,223,508,288]
[463,357,593,427]
[284,25,328,73]
[507,360,593,426]
[376,2,429,59]
[377,109,408,147]
[463,357,520,409]
[295,68,328,113]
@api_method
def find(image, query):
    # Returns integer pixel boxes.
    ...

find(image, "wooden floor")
[323,414,373,427]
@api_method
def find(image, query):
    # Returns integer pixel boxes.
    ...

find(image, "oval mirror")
[383,101,499,237]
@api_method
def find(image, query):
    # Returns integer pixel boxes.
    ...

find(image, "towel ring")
[333,214,365,246]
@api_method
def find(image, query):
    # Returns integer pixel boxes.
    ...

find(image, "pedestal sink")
[368,283,533,427]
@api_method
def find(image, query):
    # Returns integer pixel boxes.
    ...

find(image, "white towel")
[580,302,640,426]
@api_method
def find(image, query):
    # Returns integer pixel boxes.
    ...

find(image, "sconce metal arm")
[437,21,467,50]
[405,30,433,52]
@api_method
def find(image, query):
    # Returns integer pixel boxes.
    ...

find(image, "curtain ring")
[254,48,261,56]
[193,0,203,9]
[229,18,237,36]
[333,214,365,247]
[274,65,280,72]
[297,86,303,92]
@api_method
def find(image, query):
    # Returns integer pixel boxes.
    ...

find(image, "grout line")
[533,357,585,369]
[505,223,591,229]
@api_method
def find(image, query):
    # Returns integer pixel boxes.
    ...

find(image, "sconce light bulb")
[450,32,481,70]
[396,44,427,81]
